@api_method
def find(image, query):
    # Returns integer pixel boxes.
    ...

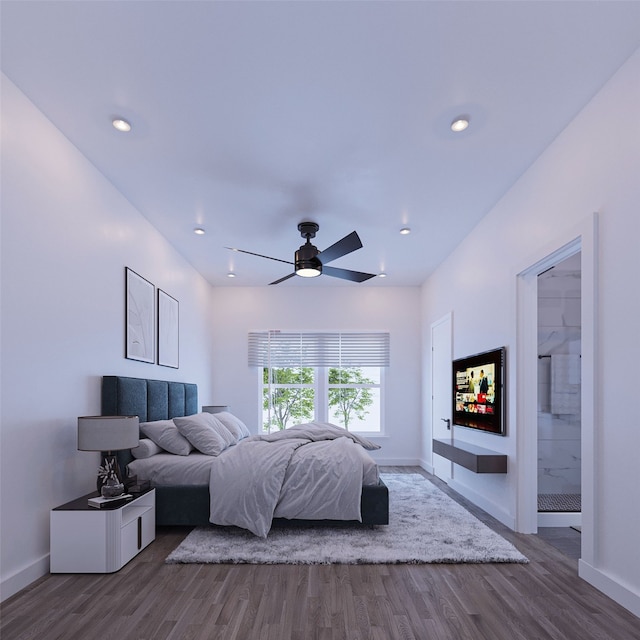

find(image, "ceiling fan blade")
[226,247,293,266]
[269,272,296,285]
[322,265,377,283]
[317,231,362,265]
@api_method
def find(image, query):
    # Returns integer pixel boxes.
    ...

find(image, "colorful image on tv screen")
[455,362,495,414]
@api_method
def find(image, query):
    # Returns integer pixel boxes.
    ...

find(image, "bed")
[102,376,389,532]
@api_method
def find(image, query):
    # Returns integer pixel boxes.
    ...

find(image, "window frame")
[260,365,385,434]
[251,331,389,434]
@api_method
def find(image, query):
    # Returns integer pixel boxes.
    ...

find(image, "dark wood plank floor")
[2,468,638,640]
[536,526,581,561]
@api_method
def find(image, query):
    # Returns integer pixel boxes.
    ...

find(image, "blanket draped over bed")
[208,423,380,537]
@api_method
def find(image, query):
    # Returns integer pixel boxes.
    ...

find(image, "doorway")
[537,252,582,529]
[515,213,596,572]
[431,312,452,482]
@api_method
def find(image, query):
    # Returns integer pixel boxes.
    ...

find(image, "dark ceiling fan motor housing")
[295,222,322,277]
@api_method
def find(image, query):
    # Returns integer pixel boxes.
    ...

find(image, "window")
[327,366,381,432]
[262,366,315,431]
[249,332,389,433]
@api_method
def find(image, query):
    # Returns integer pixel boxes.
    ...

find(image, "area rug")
[165,474,528,565]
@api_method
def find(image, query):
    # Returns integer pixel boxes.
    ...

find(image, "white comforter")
[208,422,380,537]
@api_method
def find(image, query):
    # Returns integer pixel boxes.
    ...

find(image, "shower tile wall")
[538,257,581,495]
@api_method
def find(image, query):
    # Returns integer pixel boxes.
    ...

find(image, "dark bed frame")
[102,375,388,526]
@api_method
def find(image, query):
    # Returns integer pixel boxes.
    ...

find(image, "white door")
[431,313,453,482]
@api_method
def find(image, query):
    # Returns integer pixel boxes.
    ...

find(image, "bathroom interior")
[537,252,582,529]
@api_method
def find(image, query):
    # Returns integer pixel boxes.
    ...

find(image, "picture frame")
[157,288,179,368]
[125,267,155,363]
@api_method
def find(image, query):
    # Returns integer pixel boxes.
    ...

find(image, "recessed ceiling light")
[112,117,132,133]
[227,272,236,278]
[450,116,469,133]
[399,227,411,235]
[378,272,387,278]
[193,227,205,235]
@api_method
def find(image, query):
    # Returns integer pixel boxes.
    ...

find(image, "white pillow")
[173,412,233,456]
[216,411,251,439]
[212,412,242,440]
[140,419,193,456]
[131,438,164,459]
[210,415,238,445]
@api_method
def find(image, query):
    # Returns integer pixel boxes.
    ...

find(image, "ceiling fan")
[227,222,377,285]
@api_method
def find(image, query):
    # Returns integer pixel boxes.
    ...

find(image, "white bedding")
[127,452,215,486]
[209,424,380,536]
[127,439,378,487]
[127,422,380,537]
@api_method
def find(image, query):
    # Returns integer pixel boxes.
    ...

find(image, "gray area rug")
[166,474,528,564]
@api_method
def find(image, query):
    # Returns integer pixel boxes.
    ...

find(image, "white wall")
[209,286,422,465]
[421,48,640,614]
[0,76,214,600]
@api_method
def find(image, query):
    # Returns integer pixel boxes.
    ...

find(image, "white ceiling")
[3,1,640,287]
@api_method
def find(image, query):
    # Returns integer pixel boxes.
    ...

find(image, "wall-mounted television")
[452,346,506,436]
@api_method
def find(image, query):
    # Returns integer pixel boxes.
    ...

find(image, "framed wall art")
[157,288,179,368]
[125,267,155,363]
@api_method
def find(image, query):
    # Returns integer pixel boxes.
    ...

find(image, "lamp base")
[97,452,124,494]
[101,478,125,498]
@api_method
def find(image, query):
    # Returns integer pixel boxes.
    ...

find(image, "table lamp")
[78,416,139,496]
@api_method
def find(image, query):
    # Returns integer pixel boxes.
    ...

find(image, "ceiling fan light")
[297,268,321,278]
[295,243,322,277]
[296,263,322,278]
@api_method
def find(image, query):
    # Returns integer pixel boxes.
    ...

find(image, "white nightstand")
[50,488,155,573]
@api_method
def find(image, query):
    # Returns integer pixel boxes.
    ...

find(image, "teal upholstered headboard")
[101,376,197,422]
[101,376,198,473]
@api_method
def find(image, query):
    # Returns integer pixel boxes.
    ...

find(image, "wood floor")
[2,468,638,640]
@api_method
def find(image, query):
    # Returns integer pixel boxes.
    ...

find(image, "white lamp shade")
[77,416,139,451]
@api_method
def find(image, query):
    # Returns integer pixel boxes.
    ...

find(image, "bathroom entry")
[537,252,582,528]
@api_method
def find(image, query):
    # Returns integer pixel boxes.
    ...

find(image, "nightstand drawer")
[121,506,155,566]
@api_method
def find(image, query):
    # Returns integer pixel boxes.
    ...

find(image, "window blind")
[248,331,390,368]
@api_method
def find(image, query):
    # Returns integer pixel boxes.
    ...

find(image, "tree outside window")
[262,367,314,431]
[328,367,376,430]
[262,366,381,433]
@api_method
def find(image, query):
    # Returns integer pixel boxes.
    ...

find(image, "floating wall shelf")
[432,438,507,474]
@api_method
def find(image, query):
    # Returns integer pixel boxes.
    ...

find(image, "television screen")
[452,347,505,435]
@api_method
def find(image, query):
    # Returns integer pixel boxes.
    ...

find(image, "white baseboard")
[418,459,434,475]
[579,559,640,618]
[1,554,49,603]
[447,479,516,530]
[416,461,514,528]
[538,511,582,528]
